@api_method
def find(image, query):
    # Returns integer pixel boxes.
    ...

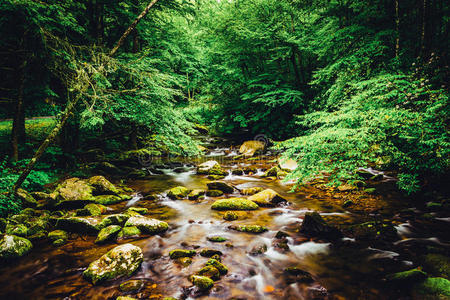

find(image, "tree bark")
[13,0,160,191]
[11,60,27,162]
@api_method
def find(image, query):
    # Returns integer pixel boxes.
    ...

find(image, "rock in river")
[299,212,342,240]
[247,189,286,207]
[211,198,258,211]
[197,160,227,175]
[83,243,143,285]
[206,181,234,194]
[124,216,169,234]
[167,186,189,200]
[0,235,33,259]
[95,225,122,244]
[239,140,265,157]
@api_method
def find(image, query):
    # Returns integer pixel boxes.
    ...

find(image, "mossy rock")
[247,189,286,207]
[386,268,428,283]
[53,238,67,246]
[299,212,343,240]
[76,203,107,216]
[284,267,314,283]
[231,169,244,175]
[53,178,96,207]
[364,188,377,194]
[124,216,168,234]
[223,211,238,221]
[207,236,227,243]
[167,186,190,200]
[119,279,144,292]
[262,166,280,177]
[239,140,265,157]
[423,254,450,279]
[197,161,226,176]
[188,189,205,200]
[189,275,214,290]
[83,243,143,285]
[117,296,137,300]
[6,223,28,237]
[176,257,192,267]
[206,258,228,275]
[249,243,267,255]
[126,207,148,215]
[56,217,103,234]
[229,225,267,233]
[48,230,68,241]
[87,175,119,195]
[95,225,122,244]
[206,190,224,197]
[207,174,225,180]
[197,265,220,280]
[94,194,130,205]
[200,249,222,257]
[16,188,38,208]
[99,214,130,227]
[211,198,258,211]
[0,235,33,259]
[169,249,196,259]
[117,226,141,239]
[206,181,234,194]
[412,277,450,298]
[241,187,264,195]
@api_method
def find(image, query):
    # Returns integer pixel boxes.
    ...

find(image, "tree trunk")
[420,0,427,59]
[13,0,160,191]
[11,60,27,162]
[395,0,400,58]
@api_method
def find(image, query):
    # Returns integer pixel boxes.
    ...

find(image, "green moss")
[188,189,205,200]
[200,249,222,257]
[76,204,106,216]
[206,190,224,197]
[206,258,228,275]
[99,214,130,227]
[119,279,144,292]
[211,198,258,211]
[0,235,33,259]
[189,275,214,290]
[117,226,141,239]
[223,211,238,221]
[124,216,169,234]
[94,195,124,205]
[207,236,227,242]
[423,254,450,279]
[169,249,196,259]
[197,265,220,280]
[53,238,67,246]
[206,181,234,193]
[229,225,268,233]
[95,225,121,244]
[167,186,189,200]
[176,257,192,267]
[207,175,225,180]
[48,230,68,241]
[241,187,264,195]
[412,277,450,297]
[127,207,149,215]
[386,268,428,283]
[6,224,28,237]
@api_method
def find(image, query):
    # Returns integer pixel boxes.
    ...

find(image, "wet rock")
[52,178,95,207]
[232,169,244,175]
[87,176,119,195]
[206,181,234,194]
[223,211,238,221]
[278,158,297,171]
[53,238,67,246]
[94,194,129,205]
[262,166,280,177]
[307,286,328,299]
[167,186,190,200]
[239,140,265,157]
[229,225,268,233]
[48,230,68,242]
[422,254,450,279]
[6,223,28,237]
[16,188,38,208]
[284,267,314,283]
[126,207,148,215]
[197,161,226,175]
[348,221,397,241]
[206,258,228,274]
[211,198,258,211]
[249,244,267,255]
[337,184,356,192]
[386,268,428,284]
[189,275,214,290]
[200,249,222,257]
[117,226,141,239]
[299,212,343,240]
[247,189,286,207]
[174,167,188,173]
[188,189,205,200]
[206,190,224,197]
[0,235,33,259]
[197,265,220,280]
[169,249,196,259]
[95,225,121,244]
[100,214,130,227]
[83,243,143,285]
[342,200,354,208]
[124,216,168,234]
[275,231,289,239]
[119,279,144,292]
[176,257,193,267]
[56,217,103,233]
[412,277,450,298]
[243,166,257,174]
[207,174,225,180]
[207,236,227,242]
[241,187,264,195]
[76,203,107,216]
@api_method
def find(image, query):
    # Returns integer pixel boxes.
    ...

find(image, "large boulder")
[16,189,38,208]
[167,186,189,200]
[124,216,169,234]
[83,243,143,285]
[412,277,450,298]
[299,212,343,240]
[247,189,287,207]
[239,140,265,157]
[197,161,226,175]
[278,158,298,171]
[0,235,33,259]
[56,216,103,233]
[188,189,205,200]
[95,225,122,244]
[207,181,234,194]
[87,176,119,195]
[53,178,95,207]
[211,198,258,211]
[189,275,214,290]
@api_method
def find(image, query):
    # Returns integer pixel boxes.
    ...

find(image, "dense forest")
[0,0,449,299]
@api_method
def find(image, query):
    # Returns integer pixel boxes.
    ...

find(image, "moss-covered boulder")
[117,226,141,239]
[207,236,227,242]
[126,207,148,215]
[423,254,450,279]
[76,203,107,216]
[6,223,28,237]
[211,198,258,211]
[386,268,428,284]
[176,257,193,267]
[223,211,238,220]
[116,297,136,300]
[94,194,130,205]
[239,140,265,157]
[232,169,244,175]
[262,166,280,177]
[299,212,343,240]
[167,186,189,200]
[206,181,234,194]
[241,187,264,195]
[247,189,286,207]
[169,249,196,259]
[0,235,33,259]
[200,249,222,257]
[124,216,168,234]
[189,275,214,290]
[349,221,396,241]
[207,174,225,180]
[56,216,103,233]
[188,189,205,200]
[87,176,119,195]
[119,279,144,292]
[284,267,314,284]
[99,214,130,227]
[206,190,224,197]
[197,265,220,280]
[95,225,122,244]
[48,230,68,242]
[229,225,267,233]
[53,178,95,207]
[16,188,38,208]
[197,161,226,175]
[206,258,228,275]
[412,277,450,298]
[83,243,143,285]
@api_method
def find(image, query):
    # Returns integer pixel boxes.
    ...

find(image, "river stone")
[197,160,226,175]
[207,236,227,242]
[99,214,130,227]
[232,169,244,175]
[119,279,144,292]
[95,225,122,244]
[262,166,280,177]
[189,275,214,290]
[206,190,224,197]
[207,181,234,194]
[124,216,169,234]
[239,140,265,157]
[117,296,137,300]
[412,277,450,298]
[188,189,205,200]
[284,267,314,283]
[169,249,196,259]
[94,194,130,205]
[48,230,68,241]
[167,186,189,200]
[422,254,450,279]
[56,216,103,233]
[16,188,38,208]
[200,249,222,257]
[211,198,258,211]
[197,265,220,280]
[241,187,264,195]
[126,207,148,215]
[76,203,107,216]
[386,268,428,283]
[117,226,141,239]
[6,223,28,237]
[299,212,343,240]
[229,225,268,233]
[247,189,286,207]
[83,243,143,285]
[53,178,95,207]
[206,258,228,274]
[87,175,119,195]
[0,235,33,259]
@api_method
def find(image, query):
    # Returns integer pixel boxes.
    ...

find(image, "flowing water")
[0,147,448,300]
